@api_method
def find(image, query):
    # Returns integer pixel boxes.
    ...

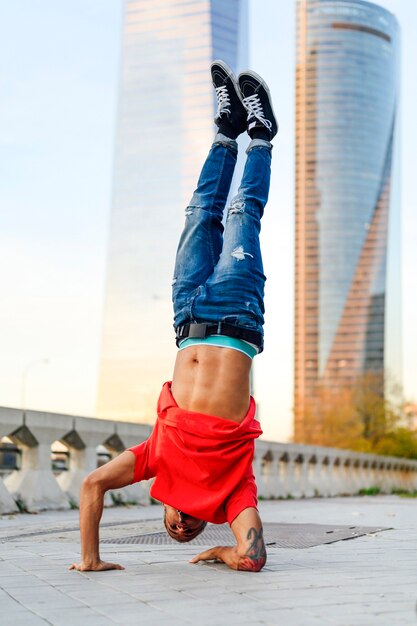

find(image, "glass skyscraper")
[294,0,401,441]
[97,0,247,422]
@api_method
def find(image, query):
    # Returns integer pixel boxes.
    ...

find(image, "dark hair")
[163,509,207,543]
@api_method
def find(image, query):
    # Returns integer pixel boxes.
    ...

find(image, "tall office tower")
[97,0,248,422]
[294,0,401,441]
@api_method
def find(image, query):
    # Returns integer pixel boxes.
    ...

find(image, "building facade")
[97,0,247,422]
[294,0,400,441]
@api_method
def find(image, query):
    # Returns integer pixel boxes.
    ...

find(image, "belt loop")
[217,321,222,334]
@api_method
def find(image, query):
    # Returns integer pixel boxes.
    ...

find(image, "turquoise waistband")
[178,335,258,359]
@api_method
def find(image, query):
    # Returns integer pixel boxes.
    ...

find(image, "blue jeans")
[172,134,272,351]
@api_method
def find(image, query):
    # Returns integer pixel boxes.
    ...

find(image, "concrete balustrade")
[0,406,151,513]
[1,406,417,514]
[254,441,417,499]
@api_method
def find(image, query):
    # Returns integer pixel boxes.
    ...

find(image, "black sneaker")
[238,70,278,141]
[211,60,247,139]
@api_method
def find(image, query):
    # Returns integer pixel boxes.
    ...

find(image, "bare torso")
[171,345,252,423]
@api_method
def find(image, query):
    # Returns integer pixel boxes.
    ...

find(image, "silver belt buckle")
[188,323,208,338]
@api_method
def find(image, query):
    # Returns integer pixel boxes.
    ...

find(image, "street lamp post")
[21,358,49,424]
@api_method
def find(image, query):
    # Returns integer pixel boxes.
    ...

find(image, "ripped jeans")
[172,134,272,351]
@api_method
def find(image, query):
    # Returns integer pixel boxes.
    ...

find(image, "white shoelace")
[242,94,272,131]
[215,85,231,116]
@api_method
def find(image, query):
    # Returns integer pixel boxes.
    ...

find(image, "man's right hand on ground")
[69,560,125,572]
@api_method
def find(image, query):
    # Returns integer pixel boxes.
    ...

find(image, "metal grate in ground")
[101,522,390,548]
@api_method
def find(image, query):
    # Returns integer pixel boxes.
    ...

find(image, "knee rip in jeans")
[185,204,206,217]
[231,245,254,261]
[228,197,245,216]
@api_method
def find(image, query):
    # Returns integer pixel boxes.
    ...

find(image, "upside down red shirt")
[128,381,262,525]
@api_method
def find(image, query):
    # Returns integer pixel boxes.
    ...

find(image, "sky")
[0,0,416,442]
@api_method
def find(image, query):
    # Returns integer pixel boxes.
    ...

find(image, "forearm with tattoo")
[237,526,267,572]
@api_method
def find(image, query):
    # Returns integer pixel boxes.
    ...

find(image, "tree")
[302,382,366,450]
[299,371,417,459]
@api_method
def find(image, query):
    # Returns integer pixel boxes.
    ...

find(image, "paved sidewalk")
[0,496,416,626]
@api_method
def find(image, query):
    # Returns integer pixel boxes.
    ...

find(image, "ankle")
[249,127,271,141]
[217,118,239,140]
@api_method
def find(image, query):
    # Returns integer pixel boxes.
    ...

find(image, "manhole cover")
[101,522,390,548]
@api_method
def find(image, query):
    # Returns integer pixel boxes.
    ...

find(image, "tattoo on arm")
[237,526,267,572]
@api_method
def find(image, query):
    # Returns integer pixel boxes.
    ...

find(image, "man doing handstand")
[70,59,277,573]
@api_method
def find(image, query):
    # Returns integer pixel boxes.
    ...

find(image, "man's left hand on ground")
[190,542,265,572]
[190,545,239,569]
[190,507,267,572]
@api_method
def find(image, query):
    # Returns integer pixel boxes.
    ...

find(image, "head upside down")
[163,504,207,543]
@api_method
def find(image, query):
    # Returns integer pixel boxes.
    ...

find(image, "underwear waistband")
[178,335,258,359]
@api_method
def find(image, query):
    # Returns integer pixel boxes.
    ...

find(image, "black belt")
[175,322,262,348]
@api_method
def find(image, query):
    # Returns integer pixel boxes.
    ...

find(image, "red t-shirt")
[128,382,262,525]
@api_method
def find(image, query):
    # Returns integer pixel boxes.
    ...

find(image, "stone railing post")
[309,452,331,497]
[4,425,69,512]
[292,453,304,497]
[281,450,303,499]
[375,460,387,491]
[296,453,314,498]
[326,457,340,496]
[360,460,372,491]
[330,457,345,496]
[405,465,417,491]
[396,463,409,492]
[341,458,355,494]
[275,452,289,498]
[0,476,18,514]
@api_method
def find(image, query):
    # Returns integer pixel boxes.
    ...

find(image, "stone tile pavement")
[0,496,416,625]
